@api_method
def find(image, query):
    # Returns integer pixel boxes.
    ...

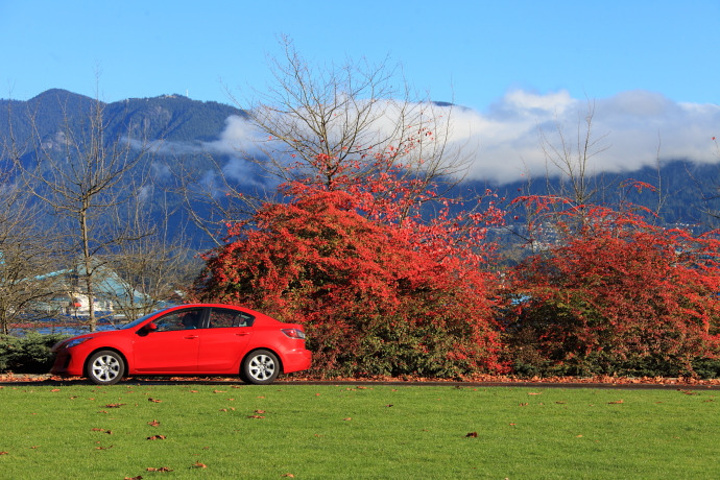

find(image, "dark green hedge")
[0,333,70,374]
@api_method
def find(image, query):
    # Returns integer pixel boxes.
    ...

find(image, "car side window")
[154,309,203,332]
[208,309,255,328]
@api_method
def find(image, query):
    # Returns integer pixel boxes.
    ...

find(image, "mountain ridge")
[2,89,720,235]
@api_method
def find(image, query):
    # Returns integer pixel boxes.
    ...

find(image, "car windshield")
[117,308,171,330]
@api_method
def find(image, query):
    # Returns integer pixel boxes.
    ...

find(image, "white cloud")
[209,89,720,185]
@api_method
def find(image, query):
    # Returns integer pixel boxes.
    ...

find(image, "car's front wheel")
[87,350,125,385]
[242,350,280,385]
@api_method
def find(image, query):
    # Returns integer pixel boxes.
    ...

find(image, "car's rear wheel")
[242,349,280,385]
[87,350,125,385]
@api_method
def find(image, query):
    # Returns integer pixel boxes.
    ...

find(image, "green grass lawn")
[0,382,718,479]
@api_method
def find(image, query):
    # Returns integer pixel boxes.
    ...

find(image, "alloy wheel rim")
[93,355,120,382]
[249,355,275,380]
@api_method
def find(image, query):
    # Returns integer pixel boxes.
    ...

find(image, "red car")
[51,304,311,385]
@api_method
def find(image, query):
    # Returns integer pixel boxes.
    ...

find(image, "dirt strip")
[2,373,720,390]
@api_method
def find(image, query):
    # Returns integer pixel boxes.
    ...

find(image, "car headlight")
[65,337,92,348]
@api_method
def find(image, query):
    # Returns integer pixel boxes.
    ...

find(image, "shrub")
[505,201,720,378]
[195,188,507,378]
[0,332,69,374]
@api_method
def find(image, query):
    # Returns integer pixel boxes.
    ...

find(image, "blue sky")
[2,0,719,182]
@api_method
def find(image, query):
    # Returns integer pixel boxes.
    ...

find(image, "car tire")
[242,349,280,385]
[87,350,125,385]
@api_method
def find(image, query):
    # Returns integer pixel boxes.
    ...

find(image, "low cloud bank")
[210,89,720,185]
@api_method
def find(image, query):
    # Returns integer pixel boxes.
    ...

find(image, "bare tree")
[232,37,472,203]
[538,100,610,206]
[15,90,153,331]
[104,186,202,320]
[0,134,61,333]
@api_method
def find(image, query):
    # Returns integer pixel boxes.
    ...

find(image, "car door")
[131,308,205,373]
[196,308,254,373]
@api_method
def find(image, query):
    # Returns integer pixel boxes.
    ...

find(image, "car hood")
[51,329,119,351]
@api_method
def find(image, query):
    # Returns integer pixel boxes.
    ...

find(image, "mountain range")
[2,89,720,249]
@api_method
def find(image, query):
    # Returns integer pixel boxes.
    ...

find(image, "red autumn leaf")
[147,420,161,427]
[254,409,266,414]
[147,435,167,440]
[465,432,478,438]
[192,461,207,469]
[0,451,9,455]
[608,400,624,405]
[104,403,125,408]
[148,398,162,403]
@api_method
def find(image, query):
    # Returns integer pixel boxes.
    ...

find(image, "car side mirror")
[146,322,158,332]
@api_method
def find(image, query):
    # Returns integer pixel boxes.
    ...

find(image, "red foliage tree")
[194,149,507,378]
[506,198,720,377]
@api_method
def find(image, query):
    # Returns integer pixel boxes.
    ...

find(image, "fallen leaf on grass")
[148,397,162,403]
[147,435,167,441]
[147,420,161,427]
[527,392,542,396]
[254,409,266,414]
[678,389,698,395]
[213,390,225,394]
[282,474,295,478]
[343,417,352,421]
[51,388,61,392]
[104,403,125,408]
[95,445,113,450]
[519,402,529,407]
[465,432,478,438]
[247,415,265,419]
[192,461,207,469]
[607,399,624,404]
[124,476,142,480]
[0,451,9,455]
[146,467,173,472]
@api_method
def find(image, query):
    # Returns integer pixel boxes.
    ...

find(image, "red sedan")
[51,304,311,385]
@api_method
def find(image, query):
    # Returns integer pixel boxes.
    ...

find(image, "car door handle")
[235,332,250,336]
[184,335,199,339]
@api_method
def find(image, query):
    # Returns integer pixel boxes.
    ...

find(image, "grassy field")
[0,382,718,479]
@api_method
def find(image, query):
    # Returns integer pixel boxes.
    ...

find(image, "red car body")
[51,304,311,385]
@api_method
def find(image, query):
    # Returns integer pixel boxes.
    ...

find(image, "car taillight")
[281,328,306,339]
